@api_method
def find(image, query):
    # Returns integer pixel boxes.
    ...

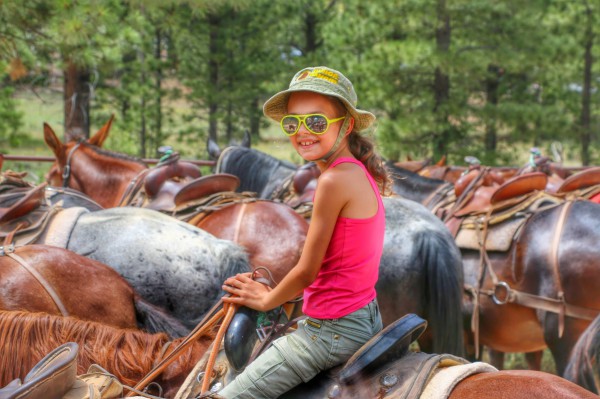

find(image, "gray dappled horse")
[37,207,250,329]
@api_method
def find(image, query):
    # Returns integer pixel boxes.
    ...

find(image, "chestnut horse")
[564,313,600,394]
[44,117,147,208]
[0,310,213,399]
[388,163,600,375]
[0,244,188,338]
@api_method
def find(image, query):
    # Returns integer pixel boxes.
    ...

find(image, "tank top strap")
[328,157,382,203]
[328,157,364,170]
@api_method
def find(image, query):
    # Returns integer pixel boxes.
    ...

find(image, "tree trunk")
[485,65,501,155]
[154,27,163,156]
[580,5,594,166]
[432,0,451,159]
[208,13,220,143]
[63,61,91,140]
[139,47,147,158]
[250,97,260,140]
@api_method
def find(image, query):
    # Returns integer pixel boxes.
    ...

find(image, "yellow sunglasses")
[280,114,345,136]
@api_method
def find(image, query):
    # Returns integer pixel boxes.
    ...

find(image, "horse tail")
[134,294,191,338]
[563,316,600,394]
[417,229,465,356]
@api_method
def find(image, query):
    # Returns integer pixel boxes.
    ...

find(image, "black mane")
[216,146,297,198]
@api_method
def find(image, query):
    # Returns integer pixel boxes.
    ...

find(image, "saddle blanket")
[420,361,498,399]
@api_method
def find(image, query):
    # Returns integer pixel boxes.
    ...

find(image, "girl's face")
[286,91,347,162]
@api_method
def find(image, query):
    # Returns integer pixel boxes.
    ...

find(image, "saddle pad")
[40,207,89,248]
[455,216,527,252]
[420,361,498,399]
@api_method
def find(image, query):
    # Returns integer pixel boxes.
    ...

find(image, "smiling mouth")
[299,140,318,147]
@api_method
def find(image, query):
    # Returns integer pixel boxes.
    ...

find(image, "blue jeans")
[218,300,383,399]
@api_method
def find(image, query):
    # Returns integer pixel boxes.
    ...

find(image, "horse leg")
[543,314,589,375]
[487,348,505,370]
[525,350,543,370]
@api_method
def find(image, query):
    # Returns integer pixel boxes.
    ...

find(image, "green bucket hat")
[263,66,376,132]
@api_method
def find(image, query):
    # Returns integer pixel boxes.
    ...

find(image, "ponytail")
[348,132,392,196]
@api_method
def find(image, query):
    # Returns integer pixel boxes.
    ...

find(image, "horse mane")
[0,310,198,386]
[387,161,448,187]
[216,146,296,194]
[564,315,600,394]
[79,141,147,168]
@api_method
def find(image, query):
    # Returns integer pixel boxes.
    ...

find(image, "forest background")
[0,0,599,178]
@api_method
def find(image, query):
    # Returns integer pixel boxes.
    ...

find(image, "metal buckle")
[492,281,511,305]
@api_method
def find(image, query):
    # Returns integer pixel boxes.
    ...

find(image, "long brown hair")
[348,132,392,196]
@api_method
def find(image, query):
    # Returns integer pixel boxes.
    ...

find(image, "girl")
[219,66,391,398]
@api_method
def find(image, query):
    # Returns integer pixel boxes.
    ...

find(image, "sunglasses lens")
[305,115,328,134]
[281,116,300,135]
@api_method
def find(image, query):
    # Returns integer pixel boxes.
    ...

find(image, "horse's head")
[44,115,114,188]
[207,130,251,162]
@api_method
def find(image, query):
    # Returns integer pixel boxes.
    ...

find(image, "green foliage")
[1,0,599,166]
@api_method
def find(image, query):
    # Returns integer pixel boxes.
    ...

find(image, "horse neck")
[391,166,447,204]
[71,147,146,208]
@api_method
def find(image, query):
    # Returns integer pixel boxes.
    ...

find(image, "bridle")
[61,141,83,188]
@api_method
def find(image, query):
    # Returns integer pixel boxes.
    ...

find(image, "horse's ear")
[241,130,251,148]
[88,114,114,147]
[436,155,447,166]
[44,123,65,160]
[207,137,221,160]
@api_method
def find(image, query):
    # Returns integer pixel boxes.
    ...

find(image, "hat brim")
[263,88,376,132]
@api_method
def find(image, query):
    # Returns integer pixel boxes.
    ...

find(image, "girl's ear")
[344,117,355,136]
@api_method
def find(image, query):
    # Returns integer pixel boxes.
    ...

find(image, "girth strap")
[3,247,69,316]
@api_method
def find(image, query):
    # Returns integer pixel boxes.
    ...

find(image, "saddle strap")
[6,250,69,316]
[549,200,573,337]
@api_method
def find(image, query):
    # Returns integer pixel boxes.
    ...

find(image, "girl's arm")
[222,170,351,311]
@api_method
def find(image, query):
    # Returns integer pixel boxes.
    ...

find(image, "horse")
[44,117,148,208]
[43,123,310,285]
[0,310,214,399]
[0,244,189,338]
[564,313,600,394]
[387,163,600,375]
[215,146,465,356]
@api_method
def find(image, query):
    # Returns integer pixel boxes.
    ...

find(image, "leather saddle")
[143,155,202,211]
[556,166,600,196]
[0,342,78,399]
[0,183,48,224]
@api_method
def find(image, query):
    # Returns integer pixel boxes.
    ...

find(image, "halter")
[61,141,83,188]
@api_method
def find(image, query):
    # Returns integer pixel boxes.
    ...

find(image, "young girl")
[218,66,391,398]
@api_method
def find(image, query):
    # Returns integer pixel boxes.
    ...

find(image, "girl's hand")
[222,273,272,311]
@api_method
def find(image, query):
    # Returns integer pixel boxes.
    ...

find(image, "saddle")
[184,314,432,398]
[0,183,57,246]
[143,154,203,211]
[0,342,78,399]
[556,166,600,199]
[447,172,561,252]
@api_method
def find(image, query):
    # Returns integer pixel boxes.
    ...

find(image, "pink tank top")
[302,157,385,319]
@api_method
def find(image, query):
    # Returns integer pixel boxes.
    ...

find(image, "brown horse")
[388,163,600,376]
[191,200,308,283]
[44,117,148,208]
[0,310,213,399]
[0,244,189,338]
[564,313,600,394]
